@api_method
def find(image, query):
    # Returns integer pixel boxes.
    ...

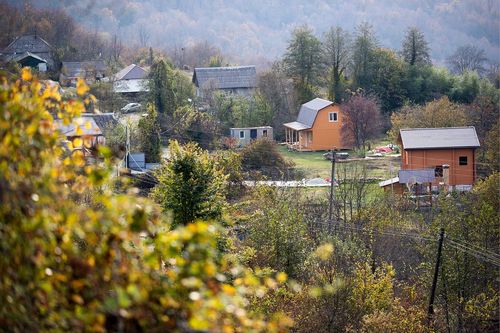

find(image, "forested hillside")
[4,0,499,65]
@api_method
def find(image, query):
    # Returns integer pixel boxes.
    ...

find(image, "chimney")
[442,164,450,189]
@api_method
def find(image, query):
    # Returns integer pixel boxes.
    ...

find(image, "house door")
[250,129,257,139]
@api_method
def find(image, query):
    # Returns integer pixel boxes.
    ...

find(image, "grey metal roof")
[55,117,102,137]
[62,61,106,78]
[398,169,435,184]
[113,79,149,93]
[399,127,480,150]
[114,64,148,81]
[83,113,119,134]
[230,126,273,130]
[11,52,47,63]
[192,66,256,89]
[296,98,333,128]
[283,121,311,131]
[379,177,400,187]
[3,35,52,54]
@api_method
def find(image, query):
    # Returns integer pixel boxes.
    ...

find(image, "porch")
[283,122,313,151]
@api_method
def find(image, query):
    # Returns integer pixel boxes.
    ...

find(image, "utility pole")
[125,124,130,169]
[428,228,445,326]
[328,148,336,233]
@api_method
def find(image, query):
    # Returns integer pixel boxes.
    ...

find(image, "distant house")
[1,35,55,70]
[60,61,107,86]
[109,64,149,95]
[9,52,48,71]
[55,113,119,158]
[192,66,256,98]
[230,126,273,147]
[398,127,480,190]
[283,98,348,151]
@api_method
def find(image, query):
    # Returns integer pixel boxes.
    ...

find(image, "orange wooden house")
[399,127,480,189]
[283,98,348,151]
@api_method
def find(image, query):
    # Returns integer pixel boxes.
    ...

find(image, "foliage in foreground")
[0,69,291,332]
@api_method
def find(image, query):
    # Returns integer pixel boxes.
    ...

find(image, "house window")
[328,112,338,122]
[459,156,468,165]
[262,129,268,137]
[239,131,245,139]
[435,166,443,177]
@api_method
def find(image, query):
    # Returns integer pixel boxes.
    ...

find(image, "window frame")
[435,165,444,177]
[459,156,468,166]
[239,130,245,139]
[262,129,268,137]
[328,112,338,122]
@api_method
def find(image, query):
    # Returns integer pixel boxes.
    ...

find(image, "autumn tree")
[151,141,227,227]
[284,25,323,104]
[240,138,295,180]
[401,27,431,66]
[388,96,468,142]
[447,45,487,75]
[323,26,351,103]
[341,92,381,149]
[0,69,292,332]
[257,63,298,140]
[137,104,161,163]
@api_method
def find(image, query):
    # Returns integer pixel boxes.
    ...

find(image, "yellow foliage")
[0,68,291,332]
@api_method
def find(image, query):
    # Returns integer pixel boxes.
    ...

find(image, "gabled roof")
[399,127,480,150]
[192,66,256,89]
[55,114,119,137]
[297,98,333,128]
[284,98,333,131]
[3,35,52,54]
[10,51,47,63]
[62,61,106,78]
[55,117,102,137]
[114,64,148,81]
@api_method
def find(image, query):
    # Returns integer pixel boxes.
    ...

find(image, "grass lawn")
[277,144,401,180]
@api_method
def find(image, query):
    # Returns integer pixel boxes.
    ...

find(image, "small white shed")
[230,126,273,147]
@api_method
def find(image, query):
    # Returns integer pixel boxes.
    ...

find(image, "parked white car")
[121,103,141,113]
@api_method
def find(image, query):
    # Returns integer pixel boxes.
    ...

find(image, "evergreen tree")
[148,59,176,116]
[401,27,431,66]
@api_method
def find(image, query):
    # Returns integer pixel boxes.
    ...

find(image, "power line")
[445,239,500,267]
[446,237,500,260]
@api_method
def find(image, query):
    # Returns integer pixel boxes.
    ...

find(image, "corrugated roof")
[283,121,311,131]
[296,98,333,128]
[55,117,102,137]
[114,64,148,81]
[114,79,149,93]
[230,126,273,130]
[83,113,119,133]
[399,127,480,149]
[62,61,106,78]
[398,169,435,184]
[193,66,256,89]
[3,35,52,54]
[379,177,400,187]
[12,51,47,63]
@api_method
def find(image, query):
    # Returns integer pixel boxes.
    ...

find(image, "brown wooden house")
[283,98,348,151]
[398,127,480,190]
